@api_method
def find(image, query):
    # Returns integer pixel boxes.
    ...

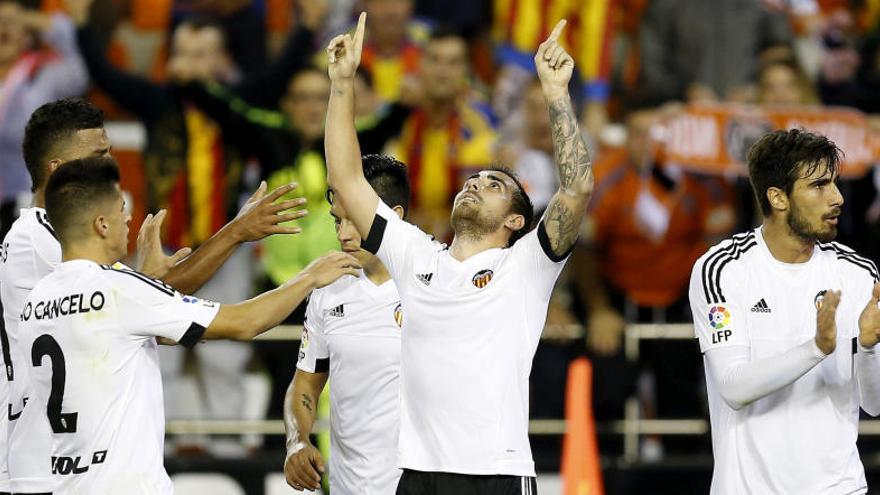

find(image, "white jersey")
[297,274,402,494]
[689,227,878,494]
[0,207,61,491]
[19,260,218,494]
[362,201,569,477]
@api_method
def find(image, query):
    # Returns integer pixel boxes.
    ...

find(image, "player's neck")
[31,188,46,209]
[761,218,815,264]
[362,255,391,285]
[448,233,506,262]
[61,242,116,266]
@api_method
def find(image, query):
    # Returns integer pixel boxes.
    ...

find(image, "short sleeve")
[361,200,441,282]
[297,295,329,373]
[107,268,219,348]
[689,253,750,353]
[508,221,574,299]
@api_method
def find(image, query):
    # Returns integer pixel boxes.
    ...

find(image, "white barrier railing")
[174,323,880,464]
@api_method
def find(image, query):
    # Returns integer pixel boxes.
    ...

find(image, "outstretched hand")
[327,12,366,81]
[535,20,574,97]
[229,181,309,242]
[860,283,880,348]
[136,210,192,279]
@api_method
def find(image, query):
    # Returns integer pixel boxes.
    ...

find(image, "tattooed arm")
[535,20,594,257]
[283,369,329,491]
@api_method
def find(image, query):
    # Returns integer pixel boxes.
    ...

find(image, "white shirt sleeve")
[108,268,219,347]
[690,250,827,410]
[297,295,330,374]
[689,252,750,352]
[508,221,573,300]
[361,200,441,282]
[704,341,827,410]
[856,342,880,416]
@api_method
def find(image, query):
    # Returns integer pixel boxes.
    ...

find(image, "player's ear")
[504,213,525,233]
[391,205,405,220]
[767,187,788,213]
[94,215,109,238]
[47,158,63,175]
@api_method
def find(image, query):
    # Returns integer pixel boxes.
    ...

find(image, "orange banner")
[657,104,879,178]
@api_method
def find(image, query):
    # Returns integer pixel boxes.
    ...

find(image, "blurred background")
[3,0,880,493]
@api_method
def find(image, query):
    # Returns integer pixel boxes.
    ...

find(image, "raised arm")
[324,13,381,238]
[537,21,594,257]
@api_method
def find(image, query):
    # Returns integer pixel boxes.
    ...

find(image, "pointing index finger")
[548,19,567,42]
[353,12,366,50]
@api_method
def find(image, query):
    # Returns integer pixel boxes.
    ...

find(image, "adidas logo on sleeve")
[751,298,771,313]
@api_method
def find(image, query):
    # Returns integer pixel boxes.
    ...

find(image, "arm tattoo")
[544,96,592,256]
[301,393,314,414]
[545,196,577,254]
[548,97,592,193]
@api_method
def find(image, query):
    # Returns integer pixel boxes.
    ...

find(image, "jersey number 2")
[31,335,78,433]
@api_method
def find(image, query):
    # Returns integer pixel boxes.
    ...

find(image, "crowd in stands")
[3,0,880,466]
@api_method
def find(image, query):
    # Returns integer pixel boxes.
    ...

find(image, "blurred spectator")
[181,67,409,289]
[507,79,557,213]
[0,0,87,238]
[572,110,736,447]
[818,17,880,112]
[68,0,320,455]
[170,0,268,73]
[388,26,497,238]
[757,57,819,106]
[361,0,430,102]
[585,109,736,328]
[69,0,317,248]
[492,0,615,136]
[177,66,410,422]
[637,0,793,106]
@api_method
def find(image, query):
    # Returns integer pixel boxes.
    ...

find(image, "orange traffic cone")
[561,357,604,495]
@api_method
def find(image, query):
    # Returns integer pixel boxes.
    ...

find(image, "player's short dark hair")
[486,166,534,246]
[45,157,120,243]
[22,98,105,192]
[363,155,411,215]
[747,129,842,216]
[326,154,411,215]
[175,15,229,52]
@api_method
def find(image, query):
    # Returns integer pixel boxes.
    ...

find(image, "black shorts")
[396,469,538,495]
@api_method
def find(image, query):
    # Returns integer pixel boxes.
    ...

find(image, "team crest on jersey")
[393,303,403,328]
[708,305,731,329]
[815,290,827,310]
[472,269,493,288]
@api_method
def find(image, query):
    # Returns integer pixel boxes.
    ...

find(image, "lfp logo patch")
[708,306,731,330]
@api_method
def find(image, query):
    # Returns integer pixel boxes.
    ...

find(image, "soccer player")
[283,155,410,493]
[19,156,360,494]
[324,14,592,493]
[0,98,307,493]
[689,129,880,494]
